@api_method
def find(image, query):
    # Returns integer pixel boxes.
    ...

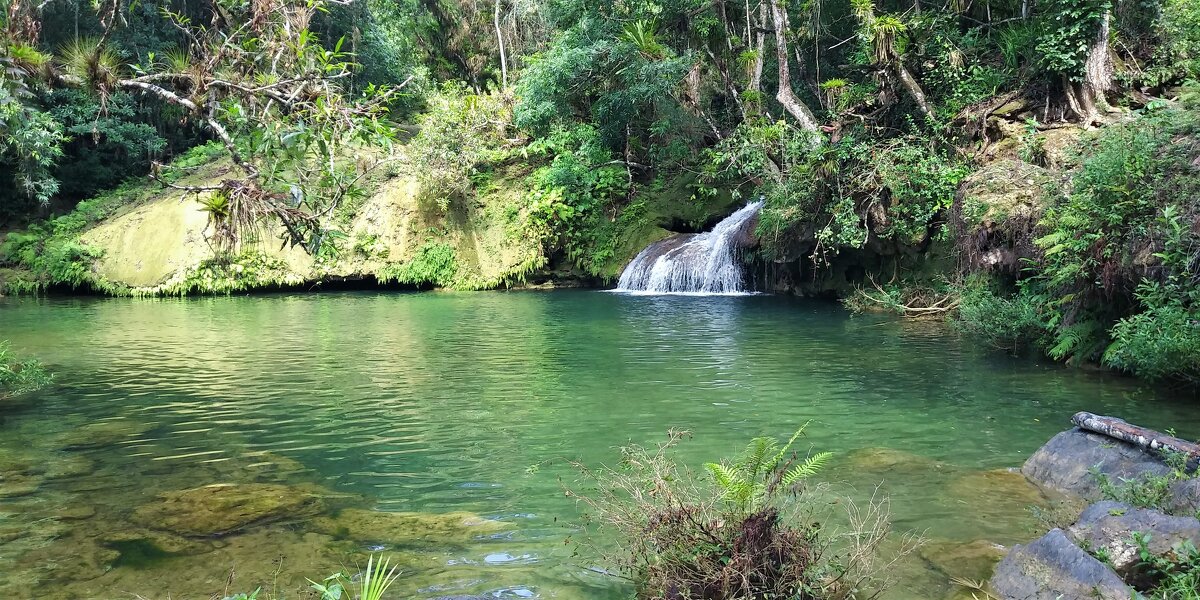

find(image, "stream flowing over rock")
[615,201,762,294]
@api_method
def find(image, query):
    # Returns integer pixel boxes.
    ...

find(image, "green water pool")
[1,291,1196,599]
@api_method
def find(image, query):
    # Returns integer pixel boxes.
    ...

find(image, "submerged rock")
[842,447,953,475]
[0,473,43,498]
[946,469,1050,521]
[57,420,155,450]
[1068,501,1200,578]
[989,528,1135,600]
[310,508,511,546]
[1020,427,1170,500]
[131,483,325,537]
[920,538,1007,582]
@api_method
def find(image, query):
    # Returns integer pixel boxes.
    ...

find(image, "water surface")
[1,291,1196,599]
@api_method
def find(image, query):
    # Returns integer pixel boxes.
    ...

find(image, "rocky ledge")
[987,412,1200,599]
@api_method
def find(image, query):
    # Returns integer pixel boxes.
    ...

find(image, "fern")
[782,452,834,487]
[706,423,832,514]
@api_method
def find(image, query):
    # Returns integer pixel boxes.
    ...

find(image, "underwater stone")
[989,528,1134,600]
[310,508,511,546]
[131,483,325,537]
[57,420,155,450]
[945,469,1049,521]
[919,538,1007,582]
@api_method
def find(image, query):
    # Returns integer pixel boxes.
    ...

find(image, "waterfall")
[614,201,763,295]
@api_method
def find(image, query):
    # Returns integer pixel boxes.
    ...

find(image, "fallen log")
[1072,412,1200,470]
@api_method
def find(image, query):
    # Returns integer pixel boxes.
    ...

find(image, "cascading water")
[614,201,763,294]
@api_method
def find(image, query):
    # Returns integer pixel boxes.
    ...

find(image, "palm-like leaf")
[781,451,834,487]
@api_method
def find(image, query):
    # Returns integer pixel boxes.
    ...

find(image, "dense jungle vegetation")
[0,0,1198,383]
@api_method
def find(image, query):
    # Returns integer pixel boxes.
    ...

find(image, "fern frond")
[781,451,834,487]
[741,437,776,480]
[705,462,738,493]
[769,421,812,471]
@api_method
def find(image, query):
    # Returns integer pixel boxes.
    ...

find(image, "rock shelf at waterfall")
[613,201,763,295]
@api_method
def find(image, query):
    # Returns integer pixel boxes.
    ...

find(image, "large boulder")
[131,483,325,537]
[989,528,1136,600]
[1021,428,1171,500]
[1068,501,1200,577]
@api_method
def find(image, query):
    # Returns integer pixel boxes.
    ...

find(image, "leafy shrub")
[955,280,1047,352]
[407,85,513,209]
[1105,299,1200,384]
[1134,533,1200,600]
[569,427,919,600]
[379,241,459,287]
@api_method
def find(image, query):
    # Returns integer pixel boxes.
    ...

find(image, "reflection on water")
[1,291,1196,600]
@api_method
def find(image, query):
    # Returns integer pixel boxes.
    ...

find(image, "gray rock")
[989,528,1135,600]
[1167,479,1200,517]
[1021,428,1170,499]
[1068,501,1200,576]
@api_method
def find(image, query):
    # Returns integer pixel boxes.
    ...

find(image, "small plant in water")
[568,426,920,600]
[309,554,401,600]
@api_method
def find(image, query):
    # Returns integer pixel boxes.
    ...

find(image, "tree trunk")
[894,62,935,119]
[769,0,820,134]
[494,0,508,88]
[749,2,766,97]
[1082,10,1112,111]
[1072,412,1200,469]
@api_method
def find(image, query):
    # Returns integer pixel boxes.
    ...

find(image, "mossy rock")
[945,469,1050,522]
[920,538,1007,582]
[131,483,326,537]
[956,159,1055,230]
[57,419,155,450]
[842,447,954,476]
[310,508,511,546]
[0,473,44,498]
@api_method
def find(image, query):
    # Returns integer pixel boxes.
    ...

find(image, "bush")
[955,280,1047,352]
[568,428,920,600]
[1104,300,1200,384]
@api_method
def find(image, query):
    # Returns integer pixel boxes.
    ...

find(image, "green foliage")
[0,67,66,208]
[571,429,914,600]
[1035,0,1110,81]
[704,422,833,515]
[409,85,513,208]
[1142,0,1200,86]
[706,120,965,264]
[379,241,459,288]
[1093,450,1196,511]
[309,554,400,600]
[955,280,1047,352]
[0,340,50,399]
[1135,533,1200,599]
[1033,104,1200,366]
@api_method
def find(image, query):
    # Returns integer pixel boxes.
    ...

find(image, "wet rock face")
[132,483,325,537]
[1068,501,1200,578]
[989,528,1136,600]
[1020,427,1171,500]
